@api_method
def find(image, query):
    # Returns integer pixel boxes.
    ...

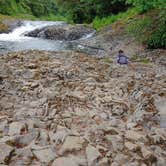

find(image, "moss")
[101,57,113,64]
[0,22,8,32]
[138,58,150,64]
[130,55,150,64]
[131,55,139,61]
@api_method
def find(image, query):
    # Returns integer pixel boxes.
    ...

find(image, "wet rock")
[26,24,94,41]
[0,19,22,33]
[86,144,101,166]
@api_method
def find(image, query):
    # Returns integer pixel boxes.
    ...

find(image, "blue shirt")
[117,54,128,64]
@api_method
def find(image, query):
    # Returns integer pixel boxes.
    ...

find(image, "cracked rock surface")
[0,50,165,165]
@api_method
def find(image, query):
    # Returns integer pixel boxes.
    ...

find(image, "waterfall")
[0,21,65,42]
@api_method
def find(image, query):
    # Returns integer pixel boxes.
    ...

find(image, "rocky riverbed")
[0,49,165,165]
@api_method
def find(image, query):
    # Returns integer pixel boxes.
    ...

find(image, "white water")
[0,21,65,42]
[0,20,95,54]
[0,20,69,54]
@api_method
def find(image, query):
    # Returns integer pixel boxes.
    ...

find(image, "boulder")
[25,24,94,41]
[0,19,22,33]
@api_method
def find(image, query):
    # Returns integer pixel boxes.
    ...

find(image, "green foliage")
[92,8,137,30]
[125,0,166,49]
[126,16,152,42]
[101,57,113,64]
[147,12,166,49]
[39,14,69,22]
[126,0,166,13]
[131,55,150,64]
[0,0,58,18]
[55,0,128,23]
[126,9,166,49]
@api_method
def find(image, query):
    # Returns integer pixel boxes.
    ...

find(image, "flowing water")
[0,21,93,54]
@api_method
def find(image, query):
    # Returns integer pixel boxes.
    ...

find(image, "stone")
[52,156,86,166]
[0,120,7,133]
[114,154,128,164]
[16,130,39,146]
[60,136,84,154]
[101,126,119,135]
[36,129,50,146]
[86,144,101,166]
[111,162,119,166]
[156,157,166,166]
[154,97,166,115]
[125,141,138,151]
[105,135,124,151]
[75,109,87,117]
[51,129,70,144]
[0,143,14,164]
[141,146,152,158]
[97,158,109,166]
[31,146,56,163]
[30,82,39,89]
[125,130,146,141]
[8,122,27,136]
[17,147,33,158]
[126,122,137,129]
[123,162,139,166]
[99,112,109,120]
[26,24,93,41]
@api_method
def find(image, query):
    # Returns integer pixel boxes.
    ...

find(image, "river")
[0,21,94,54]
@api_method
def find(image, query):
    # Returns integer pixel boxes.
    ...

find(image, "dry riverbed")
[0,50,166,166]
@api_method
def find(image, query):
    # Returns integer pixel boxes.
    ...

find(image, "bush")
[147,12,166,49]
[126,16,152,42]
[92,8,137,30]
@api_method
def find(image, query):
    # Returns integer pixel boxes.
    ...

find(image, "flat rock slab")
[86,145,100,166]
[31,147,56,163]
[0,143,14,164]
[52,156,86,166]
[60,136,84,154]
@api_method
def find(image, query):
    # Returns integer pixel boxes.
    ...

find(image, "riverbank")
[0,49,166,165]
